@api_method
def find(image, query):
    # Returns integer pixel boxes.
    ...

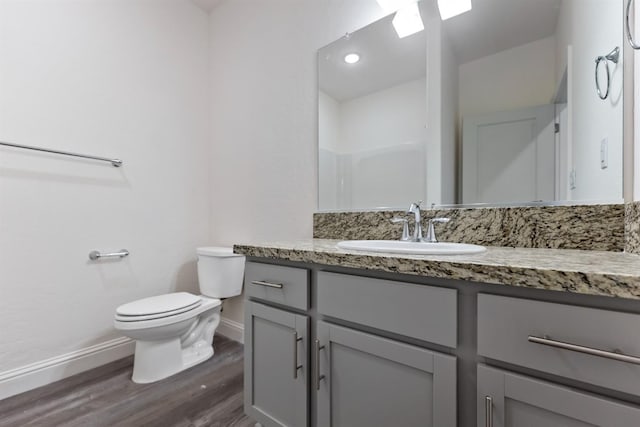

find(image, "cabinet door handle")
[314,339,325,391]
[528,335,640,365]
[251,280,283,289]
[485,396,493,427]
[293,331,302,379]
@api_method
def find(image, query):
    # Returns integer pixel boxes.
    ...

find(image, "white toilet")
[114,247,245,384]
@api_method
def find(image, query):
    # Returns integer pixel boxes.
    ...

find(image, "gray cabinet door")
[316,321,456,427]
[477,364,640,427]
[245,301,309,427]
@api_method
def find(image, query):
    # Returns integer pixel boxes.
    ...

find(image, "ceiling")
[442,0,562,64]
[318,4,427,102]
[318,0,562,102]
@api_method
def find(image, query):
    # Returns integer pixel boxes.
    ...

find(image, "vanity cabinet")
[244,261,458,427]
[316,321,456,427]
[477,365,640,427]
[243,259,640,426]
[244,301,309,427]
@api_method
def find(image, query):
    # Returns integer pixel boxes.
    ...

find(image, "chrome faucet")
[392,202,451,243]
[390,217,410,241]
[408,201,423,242]
[424,217,451,243]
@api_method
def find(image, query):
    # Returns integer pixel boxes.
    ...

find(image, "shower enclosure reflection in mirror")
[317,0,628,211]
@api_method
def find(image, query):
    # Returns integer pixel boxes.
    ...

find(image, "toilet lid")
[197,246,245,257]
[116,292,202,317]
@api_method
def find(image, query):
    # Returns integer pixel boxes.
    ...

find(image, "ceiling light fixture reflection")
[376,0,414,13]
[437,0,472,20]
[392,2,424,38]
[344,53,360,64]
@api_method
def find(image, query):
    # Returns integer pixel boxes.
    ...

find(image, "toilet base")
[129,307,221,384]
[131,339,215,384]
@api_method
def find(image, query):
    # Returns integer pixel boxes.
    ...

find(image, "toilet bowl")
[114,247,245,383]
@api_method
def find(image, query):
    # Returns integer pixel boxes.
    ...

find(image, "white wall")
[557,0,624,201]
[318,91,340,210]
[422,7,461,207]
[0,0,211,393]
[440,33,458,204]
[459,36,557,120]
[208,0,386,325]
[339,78,427,209]
[347,143,425,209]
[319,78,428,210]
[339,78,426,153]
[318,91,341,152]
[425,9,443,207]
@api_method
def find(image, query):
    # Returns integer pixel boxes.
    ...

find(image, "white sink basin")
[336,240,486,255]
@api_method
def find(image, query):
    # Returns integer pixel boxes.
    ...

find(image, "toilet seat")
[115,292,202,322]
[114,295,221,331]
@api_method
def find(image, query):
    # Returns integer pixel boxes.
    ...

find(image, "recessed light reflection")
[344,53,360,64]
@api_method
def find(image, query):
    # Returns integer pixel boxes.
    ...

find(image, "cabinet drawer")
[478,294,640,396]
[317,271,457,348]
[245,262,309,311]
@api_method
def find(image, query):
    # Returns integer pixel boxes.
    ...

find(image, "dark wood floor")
[0,335,254,427]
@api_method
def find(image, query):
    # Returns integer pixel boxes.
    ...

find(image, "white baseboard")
[217,317,244,343]
[0,337,134,401]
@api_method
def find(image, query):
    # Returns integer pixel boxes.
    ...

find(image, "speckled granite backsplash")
[314,204,626,252]
[625,202,640,254]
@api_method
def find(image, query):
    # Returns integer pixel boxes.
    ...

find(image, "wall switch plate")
[570,168,577,190]
[600,138,608,169]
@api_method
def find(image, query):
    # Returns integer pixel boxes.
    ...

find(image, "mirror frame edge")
[624,4,635,203]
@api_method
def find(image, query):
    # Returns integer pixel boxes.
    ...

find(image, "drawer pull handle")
[251,280,283,289]
[485,396,493,427]
[315,339,325,391]
[293,331,303,379]
[528,335,640,365]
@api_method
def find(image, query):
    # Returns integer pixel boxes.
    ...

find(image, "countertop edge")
[233,241,640,301]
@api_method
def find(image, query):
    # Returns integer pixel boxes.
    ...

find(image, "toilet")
[114,247,245,383]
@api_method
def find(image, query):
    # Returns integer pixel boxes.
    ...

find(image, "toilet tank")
[197,247,246,298]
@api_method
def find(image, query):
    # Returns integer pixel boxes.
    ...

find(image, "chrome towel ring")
[627,0,640,49]
[595,46,620,100]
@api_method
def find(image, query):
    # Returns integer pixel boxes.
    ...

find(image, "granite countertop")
[233,239,640,300]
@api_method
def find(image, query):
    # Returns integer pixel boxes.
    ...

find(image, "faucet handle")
[425,217,451,243]
[391,217,410,241]
[430,217,450,224]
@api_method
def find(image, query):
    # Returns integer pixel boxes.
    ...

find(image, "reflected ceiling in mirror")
[318,0,624,212]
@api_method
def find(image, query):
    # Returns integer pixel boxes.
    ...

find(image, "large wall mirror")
[318,0,625,211]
